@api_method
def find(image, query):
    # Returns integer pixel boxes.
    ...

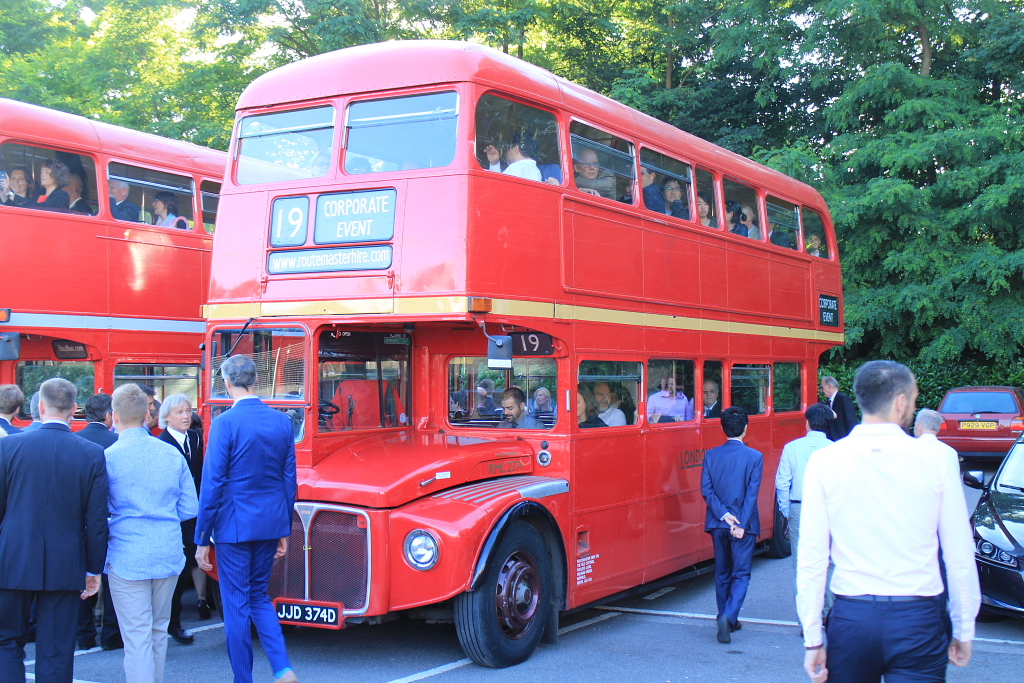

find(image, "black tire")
[764,501,792,558]
[454,521,552,668]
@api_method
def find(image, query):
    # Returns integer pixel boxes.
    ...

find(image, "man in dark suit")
[701,406,763,644]
[159,395,207,645]
[109,179,140,222]
[0,384,23,435]
[821,376,858,440]
[74,393,122,651]
[195,355,298,683]
[0,378,109,682]
[702,379,723,418]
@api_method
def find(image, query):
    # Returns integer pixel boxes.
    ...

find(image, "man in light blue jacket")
[106,384,198,683]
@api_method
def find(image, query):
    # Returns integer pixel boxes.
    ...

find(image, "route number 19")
[270,196,309,247]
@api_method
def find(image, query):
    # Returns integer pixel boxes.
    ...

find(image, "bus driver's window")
[475,94,561,185]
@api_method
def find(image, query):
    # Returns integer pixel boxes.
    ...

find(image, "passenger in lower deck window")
[741,204,761,240]
[703,380,723,418]
[648,374,694,423]
[662,179,690,219]
[483,131,542,182]
[529,387,557,418]
[496,387,543,429]
[592,382,627,427]
[576,387,607,429]
[573,149,616,200]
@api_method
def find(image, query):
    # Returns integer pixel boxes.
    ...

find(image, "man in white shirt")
[593,382,627,427]
[483,131,542,181]
[797,360,979,683]
[775,403,832,570]
[914,408,960,468]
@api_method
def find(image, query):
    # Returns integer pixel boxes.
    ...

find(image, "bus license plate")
[273,599,344,629]
[959,421,998,430]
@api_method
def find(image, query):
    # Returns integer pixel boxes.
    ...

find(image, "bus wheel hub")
[494,551,539,638]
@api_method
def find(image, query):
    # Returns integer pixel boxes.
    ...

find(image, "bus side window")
[578,361,642,428]
[647,359,695,424]
[731,363,769,416]
[475,94,561,185]
[767,196,800,250]
[696,168,719,229]
[702,360,723,419]
[108,162,195,229]
[639,148,692,221]
[0,142,98,216]
[200,180,221,234]
[569,122,634,204]
[773,363,802,412]
[801,207,831,259]
[723,178,761,240]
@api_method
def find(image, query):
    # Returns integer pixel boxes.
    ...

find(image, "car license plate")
[959,421,998,430]
[273,598,344,629]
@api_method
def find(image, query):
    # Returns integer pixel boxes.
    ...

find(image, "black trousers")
[826,595,951,683]
[76,574,120,647]
[0,589,79,683]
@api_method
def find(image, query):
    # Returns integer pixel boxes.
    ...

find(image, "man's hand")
[196,545,213,572]
[803,647,828,682]
[81,575,100,600]
[544,177,560,186]
[730,525,746,539]
[580,188,601,197]
[276,537,288,559]
[484,144,500,165]
[723,512,740,527]
[948,639,972,667]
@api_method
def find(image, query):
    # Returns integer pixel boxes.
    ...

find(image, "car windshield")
[940,391,1018,414]
[996,442,1024,494]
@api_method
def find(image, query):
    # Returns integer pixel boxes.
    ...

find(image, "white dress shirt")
[489,158,542,181]
[796,422,979,647]
[917,432,960,469]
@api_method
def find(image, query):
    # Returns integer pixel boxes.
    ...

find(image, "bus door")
[573,361,645,601]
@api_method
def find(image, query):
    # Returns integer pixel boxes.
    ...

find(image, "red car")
[937,386,1024,460]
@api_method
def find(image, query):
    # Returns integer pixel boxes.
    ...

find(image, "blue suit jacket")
[701,439,763,535]
[194,397,297,545]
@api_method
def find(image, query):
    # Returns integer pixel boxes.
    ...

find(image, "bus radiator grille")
[309,510,369,610]
[269,511,306,600]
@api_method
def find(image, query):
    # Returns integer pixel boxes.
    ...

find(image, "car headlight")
[404,529,439,570]
[976,538,1020,569]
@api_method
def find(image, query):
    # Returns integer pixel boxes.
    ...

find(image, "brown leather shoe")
[273,671,298,683]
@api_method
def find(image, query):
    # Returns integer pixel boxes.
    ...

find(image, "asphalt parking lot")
[24,462,1022,683]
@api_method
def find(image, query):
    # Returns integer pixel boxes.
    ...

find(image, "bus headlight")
[404,530,439,570]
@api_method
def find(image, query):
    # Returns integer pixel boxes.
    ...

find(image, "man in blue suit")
[701,406,763,644]
[0,385,23,435]
[194,355,298,683]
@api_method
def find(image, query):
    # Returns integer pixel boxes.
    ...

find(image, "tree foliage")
[2,0,1023,368]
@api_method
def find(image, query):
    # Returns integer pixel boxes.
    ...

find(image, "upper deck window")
[345,92,458,174]
[800,207,831,259]
[695,168,719,228]
[210,327,306,400]
[569,122,634,204]
[475,94,561,184]
[319,330,411,431]
[109,162,195,229]
[723,179,762,240]
[767,196,800,251]
[639,148,692,220]
[200,180,220,234]
[236,106,335,185]
[1,142,98,216]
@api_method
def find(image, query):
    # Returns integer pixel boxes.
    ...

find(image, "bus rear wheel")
[455,521,552,668]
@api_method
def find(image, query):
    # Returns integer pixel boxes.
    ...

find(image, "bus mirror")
[487,336,512,370]
[0,333,20,361]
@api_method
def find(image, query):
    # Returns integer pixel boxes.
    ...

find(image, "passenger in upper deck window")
[483,131,542,182]
[496,388,543,429]
[741,204,761,240]
[7,166,33,207]
[662,179,690,220]
[109,180,141,222]
[35,158,71,210]
[151,191,189,230]
[640,166,665,214]
[66,173,93,215]
[726,201,747,237]
[806,233,825,257]
[573,148,616,200]
[698,191,717,227]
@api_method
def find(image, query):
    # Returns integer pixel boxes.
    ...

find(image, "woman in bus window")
[576,388,606,429]
[152,191,189,230]
[6,166,33,206]
[530,387,556,417]
[726,200,747,237]
[36,159,71,210]
[697,191,717,227]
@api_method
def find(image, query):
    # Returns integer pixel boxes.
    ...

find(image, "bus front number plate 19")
[273,598,345,629]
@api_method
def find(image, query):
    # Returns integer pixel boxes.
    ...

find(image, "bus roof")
[236,40,819,203]
[0,98,226,176]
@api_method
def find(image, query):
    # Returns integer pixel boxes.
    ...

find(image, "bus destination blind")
[314,188,397,244]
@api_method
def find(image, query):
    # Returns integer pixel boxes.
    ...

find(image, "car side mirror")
[963,471,986,490]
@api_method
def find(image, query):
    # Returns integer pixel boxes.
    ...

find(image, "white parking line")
[26,676,100,683]
[644,587,676,601]
[382,611,623,683]
[598,605,799,626]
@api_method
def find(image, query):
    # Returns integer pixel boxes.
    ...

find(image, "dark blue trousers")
[217,540,291,683]
[0,589,79,683]
[826,596,951,683]
[710,529,755,625]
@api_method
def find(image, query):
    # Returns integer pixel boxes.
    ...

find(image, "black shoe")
[197,599,212,620]
[730,620,742,632]
[77,637,97,650]
[716,615,731,644]
[169,626,195,645]
[101,636,124,651]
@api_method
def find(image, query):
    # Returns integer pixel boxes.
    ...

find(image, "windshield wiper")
[998,483,1024,493]
[969,410,1003,414]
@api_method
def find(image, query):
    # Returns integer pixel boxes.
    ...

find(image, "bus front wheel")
[454,521,552,668]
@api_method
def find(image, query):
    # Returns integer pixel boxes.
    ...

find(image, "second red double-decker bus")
[0,98,226,418]
[203,41,845,667]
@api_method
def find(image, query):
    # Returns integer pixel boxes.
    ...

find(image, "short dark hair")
[136,384,156,398]
[0,384,24,415]
[805,402,832,433]
[41,158,71,188]
[85,393,113,423]
[510,131,539,160]
[721,406,748,438]
[502,387,526,405]
[853,360,915,416]
[153,191,180,216]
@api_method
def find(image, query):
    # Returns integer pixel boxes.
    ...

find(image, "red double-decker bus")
[0,98,226,420]
[203,41,844,667]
